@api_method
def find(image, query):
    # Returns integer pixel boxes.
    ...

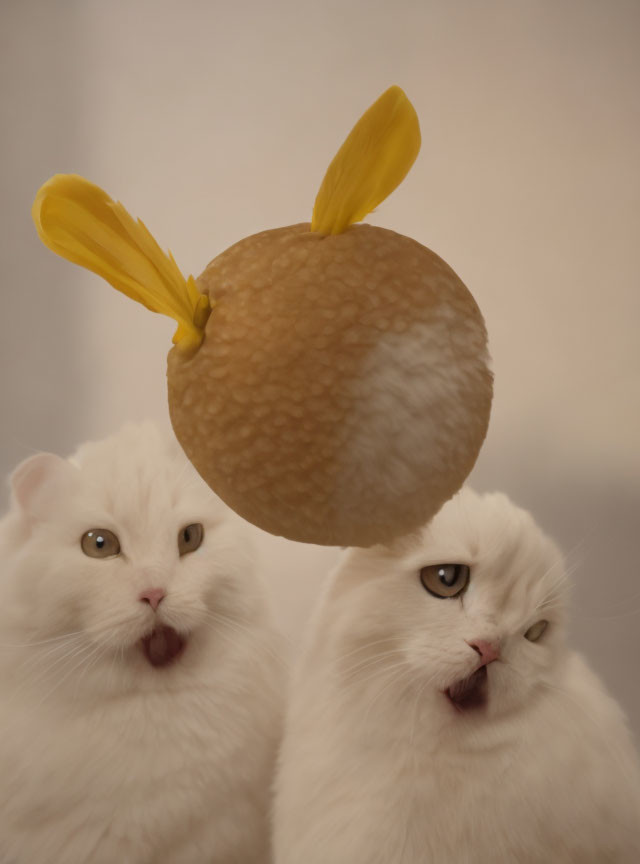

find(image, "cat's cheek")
[403,637,467,693]
[66,563,131,646]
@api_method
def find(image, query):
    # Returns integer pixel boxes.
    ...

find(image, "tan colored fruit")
[32,86,493,547]
[168,223,492,545]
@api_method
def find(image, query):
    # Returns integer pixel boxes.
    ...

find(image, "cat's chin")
[444,665,488,713]
[140,626,186,668]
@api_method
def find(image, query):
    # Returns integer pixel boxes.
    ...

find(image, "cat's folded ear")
[10,453,79,524]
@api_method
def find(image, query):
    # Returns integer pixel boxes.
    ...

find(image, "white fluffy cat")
[274,488,640,863]
[0,423,285,864]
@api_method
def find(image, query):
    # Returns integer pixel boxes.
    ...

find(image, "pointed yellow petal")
[311,86,421,235]
[32,175,210,352]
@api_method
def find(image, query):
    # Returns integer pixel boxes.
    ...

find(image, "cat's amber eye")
[81,529,121,559]
[178,523,204,556]
[420,564,470,598]
[524,620,548,642]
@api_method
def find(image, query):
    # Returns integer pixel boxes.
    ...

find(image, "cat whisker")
[334,635,403,668]
[361,662,419,727]
[31,616,143,680]
[16,612,151,685]
[0,629,87,650]
[334,657,410,704]
[203,606,285,637]
[563,537,587,563]
[24,638,96,692]
[405,666,447,771]
[534,561,577,613]
[338,648,412,683]
[408,667,443,736]
[18,633,87,674]
[86,611,148,638]
[17,635,89,681]
[5,643,107,750]
[190,617,248,650]
[105,642,122,694]
[5,638,95,713]
[33,641,107,710]
[198,609,289,670]
[536,595,566,611]
[73,643,111,698]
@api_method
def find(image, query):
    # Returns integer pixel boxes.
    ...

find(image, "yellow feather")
[311,86,421,235]
[32,175,210,352]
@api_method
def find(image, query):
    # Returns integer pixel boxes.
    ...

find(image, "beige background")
[1,0,639,733]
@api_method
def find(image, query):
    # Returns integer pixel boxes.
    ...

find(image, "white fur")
[336,311,491,542]
[274,488,640,863]
[0,422,285,864]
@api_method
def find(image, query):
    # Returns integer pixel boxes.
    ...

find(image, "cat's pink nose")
[467,639,500,666]
[139,588,166,611]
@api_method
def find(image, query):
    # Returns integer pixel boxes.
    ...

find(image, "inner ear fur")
[10,452,78,522]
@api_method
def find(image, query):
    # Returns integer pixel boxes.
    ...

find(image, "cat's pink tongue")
[142,626,185,668]
[446,665,488,712]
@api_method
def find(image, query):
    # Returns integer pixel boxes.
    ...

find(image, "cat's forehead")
[71,423,219,527]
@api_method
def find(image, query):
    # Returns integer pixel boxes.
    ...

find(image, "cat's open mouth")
[445,665,488,712]
[141,626,185,668]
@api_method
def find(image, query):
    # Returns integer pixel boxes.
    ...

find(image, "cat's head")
[7,422,260,675]
[327,488,568,726]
